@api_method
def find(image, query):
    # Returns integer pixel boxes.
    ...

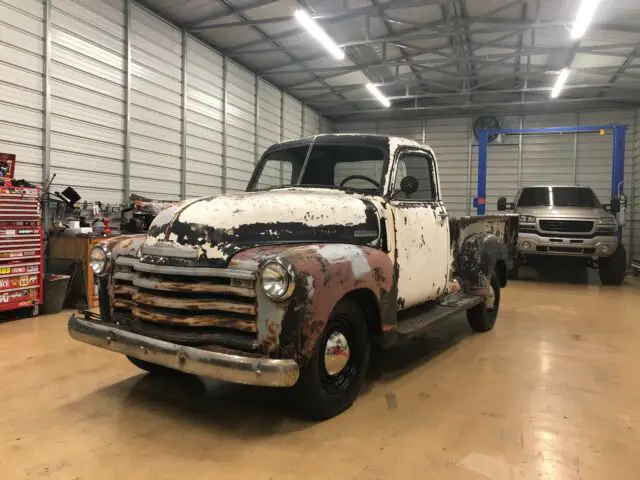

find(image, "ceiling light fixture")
[366,83,391,107]
[551,68,570,98]
[570,0,601,39]
[294,9,345,60]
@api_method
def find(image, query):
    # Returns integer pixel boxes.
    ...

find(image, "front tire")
[467,268,501,332]
[292,299,370,420]
[599,243,627,285]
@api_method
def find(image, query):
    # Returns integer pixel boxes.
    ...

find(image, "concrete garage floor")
[1,278,639,479]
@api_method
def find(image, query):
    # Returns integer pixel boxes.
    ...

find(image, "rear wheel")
[599,244,627,285]
[467,268,501,332]
[127,356,181,376]
[292,299,370,420]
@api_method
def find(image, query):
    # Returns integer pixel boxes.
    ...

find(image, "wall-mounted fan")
[473,115,502,142]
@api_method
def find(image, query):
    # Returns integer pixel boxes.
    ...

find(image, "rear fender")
[457,233,508,289]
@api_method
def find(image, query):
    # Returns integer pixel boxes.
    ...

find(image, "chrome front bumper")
[517,232,618,258]
[68,314,299,387]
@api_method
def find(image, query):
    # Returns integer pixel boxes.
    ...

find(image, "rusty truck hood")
[141,188,381,266]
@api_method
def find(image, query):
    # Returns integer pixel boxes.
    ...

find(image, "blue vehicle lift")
[474,124,627,216]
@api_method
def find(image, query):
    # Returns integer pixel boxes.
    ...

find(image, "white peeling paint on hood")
[176,188,369,228]
[142,188,382,263]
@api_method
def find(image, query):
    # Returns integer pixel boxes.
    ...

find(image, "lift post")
[474,124,627,217]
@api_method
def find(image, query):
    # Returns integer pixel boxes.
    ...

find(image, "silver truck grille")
[538,219,594,233]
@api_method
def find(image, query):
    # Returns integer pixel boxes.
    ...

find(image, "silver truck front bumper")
[517,232,618,258]
[68,314,299,387]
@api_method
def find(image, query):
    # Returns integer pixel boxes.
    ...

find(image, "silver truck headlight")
[89,245,112,277]
[260,261,294,300]
[519,215,536,224]
[597,217,616,225]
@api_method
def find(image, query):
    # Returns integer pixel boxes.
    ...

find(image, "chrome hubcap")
[324,331,350,376]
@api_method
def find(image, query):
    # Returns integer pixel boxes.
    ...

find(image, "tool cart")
[0,186,44,316]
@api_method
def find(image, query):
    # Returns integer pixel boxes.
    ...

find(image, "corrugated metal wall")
[184,36,223,198]
[129,3,181,200]
[1,0,46,186]
[633,110,640,261]
[282,96,303,141]
[334,110,639,255]
[0,0,326,203]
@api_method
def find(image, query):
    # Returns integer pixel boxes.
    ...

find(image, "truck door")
[389,149,450,309]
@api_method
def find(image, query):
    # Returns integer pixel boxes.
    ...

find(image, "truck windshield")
[249,144,386,193]
[517,187,601,208]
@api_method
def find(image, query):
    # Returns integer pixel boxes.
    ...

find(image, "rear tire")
[598,244,627,285]
[127,356,180,376]
[467,268,501,332]
[292,299,370,420]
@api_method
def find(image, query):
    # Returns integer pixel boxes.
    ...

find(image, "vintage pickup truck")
[69,134,518,419]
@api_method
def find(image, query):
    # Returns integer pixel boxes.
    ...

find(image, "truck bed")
[449,214,519,285]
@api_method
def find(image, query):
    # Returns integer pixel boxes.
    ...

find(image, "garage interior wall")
[334,110,639,259]
[0,0,326,203]
[634,109,640,260]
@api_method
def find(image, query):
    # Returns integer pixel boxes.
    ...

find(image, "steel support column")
[253,77,260,166]
[222,57,228,193]
[180,31,188,200]
[279,91,284,183]
[466,117,472,215]
[124,0,132,202]
[43,0,51,228]
[475,130,489,215]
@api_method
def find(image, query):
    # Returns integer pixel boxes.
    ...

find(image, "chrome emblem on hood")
[141,241,199,259]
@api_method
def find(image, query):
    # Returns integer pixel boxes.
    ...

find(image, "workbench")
[49,236,106,309]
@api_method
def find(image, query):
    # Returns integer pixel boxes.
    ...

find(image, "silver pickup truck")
[497,185,626,285]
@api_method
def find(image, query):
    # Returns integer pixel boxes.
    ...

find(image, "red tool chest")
[0,187,43,315]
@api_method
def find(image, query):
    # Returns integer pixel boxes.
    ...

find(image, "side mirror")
[497,197,514,211]
[399,176,419,195]
[609,198,621,213]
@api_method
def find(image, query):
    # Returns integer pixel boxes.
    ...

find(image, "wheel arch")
[456,232,509,289]
[342,288,382,334]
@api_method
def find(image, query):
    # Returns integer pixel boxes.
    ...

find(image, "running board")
[396,294,483,339]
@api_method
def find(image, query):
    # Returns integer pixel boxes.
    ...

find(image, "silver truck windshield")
[517,187,601,208]
[249,144,386,193]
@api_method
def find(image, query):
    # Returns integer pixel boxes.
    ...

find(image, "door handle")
[439,212,449,219]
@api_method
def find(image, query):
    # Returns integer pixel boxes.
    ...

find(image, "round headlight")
[89,245,112,277]
[261,261,294,300]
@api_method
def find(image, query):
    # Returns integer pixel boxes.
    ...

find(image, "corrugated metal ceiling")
[137,0,640,120]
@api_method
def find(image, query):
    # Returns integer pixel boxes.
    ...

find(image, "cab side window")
[394,153,437,201]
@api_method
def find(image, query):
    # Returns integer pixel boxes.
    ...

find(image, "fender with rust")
[455,233,509,289]
[229,244,397,364]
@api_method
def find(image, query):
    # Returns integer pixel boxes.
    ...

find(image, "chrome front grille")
[111,257,258,347]
[538,219,594,233]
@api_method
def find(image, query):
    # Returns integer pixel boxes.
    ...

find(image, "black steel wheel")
[467,268,501,332]
[292,299,370,420]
